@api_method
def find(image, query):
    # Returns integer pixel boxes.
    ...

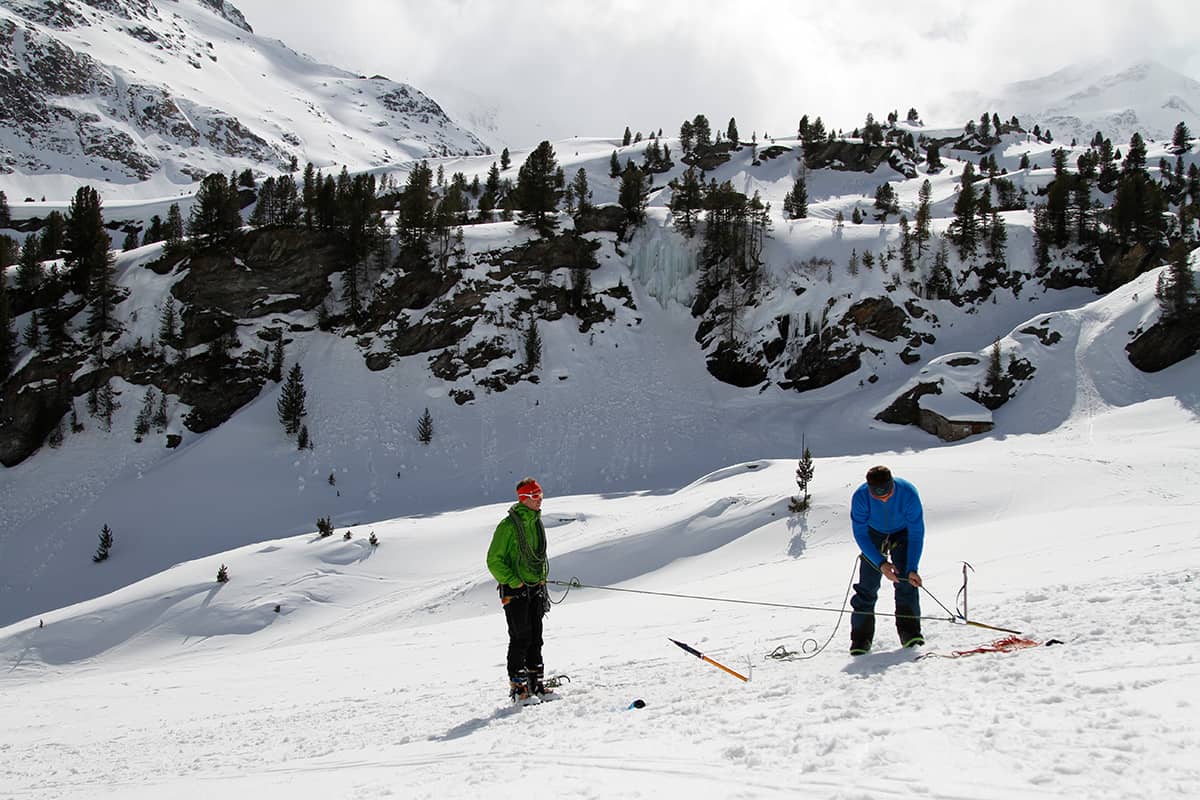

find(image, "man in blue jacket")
[848,465,925,654]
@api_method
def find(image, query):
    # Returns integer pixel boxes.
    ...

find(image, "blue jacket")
[850,477,925,573]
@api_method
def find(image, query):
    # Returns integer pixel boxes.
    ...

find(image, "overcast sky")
[235,0,1200,149]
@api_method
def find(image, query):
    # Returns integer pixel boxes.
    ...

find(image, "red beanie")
[517,478,542,500]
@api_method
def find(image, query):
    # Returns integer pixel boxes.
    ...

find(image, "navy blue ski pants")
[850,528,922,645]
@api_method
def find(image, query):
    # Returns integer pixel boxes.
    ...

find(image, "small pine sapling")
[417,407,434,444]
[93,524,114,562]
[788,444,816,513]
[369,531,379,546]
[343,529,352,540]
[316,516,334,537]
[217,564,229,583]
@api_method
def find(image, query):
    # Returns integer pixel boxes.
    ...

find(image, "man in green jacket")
[486,476,550,701]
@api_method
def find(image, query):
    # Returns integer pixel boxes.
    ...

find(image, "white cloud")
[234,0,1200,147]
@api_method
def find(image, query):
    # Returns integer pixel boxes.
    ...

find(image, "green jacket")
[486,502,548,588]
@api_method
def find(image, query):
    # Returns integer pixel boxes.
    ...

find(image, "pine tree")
[47,417,64,448]
[515,141,561,234]
[152,391,168,432]
[1156,244,1196,319]
[873,182,898,220]
[189,173,241,247]
[988,211,1008,267]
[93,525,114,563]
[914,179,933,256]
[618,162,648,226]
[86,247,119,340]
[297,424,311,450]
[134,387,156,441]
[165,204,185,251]
[928,238,953,299]
[96,382,120,432]
[789,443,816,513]
[899,215,915,272]
[122,228,139,251]
[65,186,110,297]
[16,233,42,294]
[692,114,712,149]
[679,120,695,155]
[985,338,1003,397]
[1173,122,1192,155]
[666,167,703,237]
[417,407,434,444]
[1123,133,1148,175]
[783,176,808,219]
[948,163,979,258]
[269,337,284,382]
[571,168,592,214]
[0,276,14,377]
[0,235,15,267]
[925,143,943,171]
[609,150,621,179]
[523,316,542,370]
[622,127,632,147]
[40,211,66,260]
[851,207,863,225]
[0,189,9,228]
[316,516,334,537]
[158,297,179,349]
[277,362,307,436]
[217,564,229,583]
[23,310,40,351]
[500,147,511,170]
[727,117,739,144]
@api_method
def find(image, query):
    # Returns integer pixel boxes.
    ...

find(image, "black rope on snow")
[548,564,955,627]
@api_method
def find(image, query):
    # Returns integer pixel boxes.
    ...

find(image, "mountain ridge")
[0,0,488,198]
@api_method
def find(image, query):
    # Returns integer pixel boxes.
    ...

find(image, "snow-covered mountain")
[0,0,488,199]
[944,59,1200,145]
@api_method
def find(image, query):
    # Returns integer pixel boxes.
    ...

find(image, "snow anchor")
[669,637,749,682]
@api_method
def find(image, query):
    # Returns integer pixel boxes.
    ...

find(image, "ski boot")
[509,672,531,703]
[529,665,553,698]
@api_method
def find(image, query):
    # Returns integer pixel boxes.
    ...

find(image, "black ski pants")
[502,585,544,681]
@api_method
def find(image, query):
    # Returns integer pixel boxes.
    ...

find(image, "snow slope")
[1,378,1198,798]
